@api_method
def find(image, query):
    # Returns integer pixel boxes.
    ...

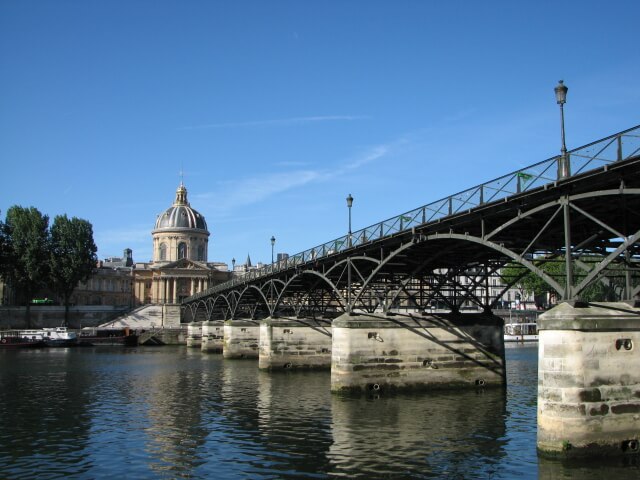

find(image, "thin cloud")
[179,115,370,130]
[275,160,312,168]
[194,141,394,217]
[340,145,390,172]
[198,169,326,214]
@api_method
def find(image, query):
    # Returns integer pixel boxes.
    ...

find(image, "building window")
[159,243,167,261]
[197,245,205,261]
[178,242,187,259]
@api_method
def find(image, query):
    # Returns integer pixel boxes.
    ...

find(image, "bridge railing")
[189,124,640,300]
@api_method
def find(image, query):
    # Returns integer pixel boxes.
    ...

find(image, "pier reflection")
[538,456,640,480]
[140,348,213,477]
[328,389,507,478]
[7,345,638,478]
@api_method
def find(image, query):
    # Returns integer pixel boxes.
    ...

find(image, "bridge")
[185,124,640,319]
[183,123,640,458]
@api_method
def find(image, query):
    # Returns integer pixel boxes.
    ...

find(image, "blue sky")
[1,1,639,267]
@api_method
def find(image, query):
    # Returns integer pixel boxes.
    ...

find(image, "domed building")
[132,183,231,307]
[152,182,209,264]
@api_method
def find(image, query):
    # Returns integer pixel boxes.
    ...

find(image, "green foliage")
[0,214,9,275]
[501,255,631,304]
[1,206,98,325]
[500,259,564,302]
[49,215,98,324]
[1,206,50,325]
[1,206,50,299]
[575,255,627,302]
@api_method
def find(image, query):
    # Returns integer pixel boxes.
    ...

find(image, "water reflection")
[1,345,639,479]
[220,362,333,477]
[140,349,212,477]
[0,349,95,477]
[538,456,640,480]
[328,389,506,479]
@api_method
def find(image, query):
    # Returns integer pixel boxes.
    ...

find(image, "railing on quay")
[188,124,640,301]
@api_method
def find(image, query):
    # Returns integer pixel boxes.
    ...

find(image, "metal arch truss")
[183,153,640,320]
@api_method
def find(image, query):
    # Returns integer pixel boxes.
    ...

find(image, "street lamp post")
[345,194,353,313]
[555,80,573,298]
[271,236,276,264]
[346,194,353,247]
[269,236,276,312]
[555,80,569,179]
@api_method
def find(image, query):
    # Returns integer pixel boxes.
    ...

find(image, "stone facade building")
[131,182,231,306]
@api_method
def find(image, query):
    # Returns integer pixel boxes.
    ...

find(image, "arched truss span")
[184,184,640,316]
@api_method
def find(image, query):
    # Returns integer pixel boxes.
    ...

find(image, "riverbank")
[0,305,129,329]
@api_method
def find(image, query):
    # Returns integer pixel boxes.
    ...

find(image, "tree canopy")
[0,206,98,326]
[49,215,98,325]
[501,255,630,305]
[0,214,9,276]
[1,206,50,326]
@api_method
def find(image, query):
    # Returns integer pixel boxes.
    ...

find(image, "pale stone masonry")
[223,319,261,359]
[258,317,333,370]
[537,302,640,457]
[330,312,505,393]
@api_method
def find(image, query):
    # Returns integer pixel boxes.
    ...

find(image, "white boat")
[504,322,538,342]
[19,327,78,347]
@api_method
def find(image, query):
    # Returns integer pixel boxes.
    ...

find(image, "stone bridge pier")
[537,302,640,458]
[330,312,506,393]
[258,317,333,370]
[223,318,261,359]
[201,320,225,353]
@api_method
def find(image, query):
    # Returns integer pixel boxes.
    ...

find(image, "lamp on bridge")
[555,80,570,179]
[271,236,276,264]
[346,193,353,247]
[232,257,235,271]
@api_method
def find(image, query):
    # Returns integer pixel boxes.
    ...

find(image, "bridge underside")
[184,155,640,322]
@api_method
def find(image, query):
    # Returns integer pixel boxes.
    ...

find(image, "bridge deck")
[184,125,640,319]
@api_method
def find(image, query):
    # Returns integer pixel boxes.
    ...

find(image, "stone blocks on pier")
[258,317,332,370]
[537,302,640,458]
[201,321,224,353]
[223,319,260,359]
[186,321,202,348]
[330,312,505,393]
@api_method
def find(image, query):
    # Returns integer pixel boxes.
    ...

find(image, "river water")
[0,345,638,479]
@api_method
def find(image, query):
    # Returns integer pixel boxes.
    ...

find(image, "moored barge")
[0,330,46,348]
[79,327,138,346]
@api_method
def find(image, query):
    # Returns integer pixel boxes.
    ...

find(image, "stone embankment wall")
[0,306,129,329]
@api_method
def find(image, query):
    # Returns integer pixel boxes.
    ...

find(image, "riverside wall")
[0,306,129,329]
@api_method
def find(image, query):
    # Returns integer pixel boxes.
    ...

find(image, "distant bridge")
[183,124,640,322]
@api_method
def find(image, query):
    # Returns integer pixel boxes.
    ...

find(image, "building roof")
[153,183,209,233]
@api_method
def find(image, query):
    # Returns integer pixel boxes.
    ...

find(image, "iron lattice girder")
[184,155,640,316]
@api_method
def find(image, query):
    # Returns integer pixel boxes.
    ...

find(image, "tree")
[49,215,98,326]
[500,259,564,307]
[2,206,50,327]
[0,213,9,303]
[501,255,631,306]
[0,213,8,276]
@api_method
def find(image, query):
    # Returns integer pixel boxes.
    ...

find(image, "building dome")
[153,183,208,232]
[152,183,210,263]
